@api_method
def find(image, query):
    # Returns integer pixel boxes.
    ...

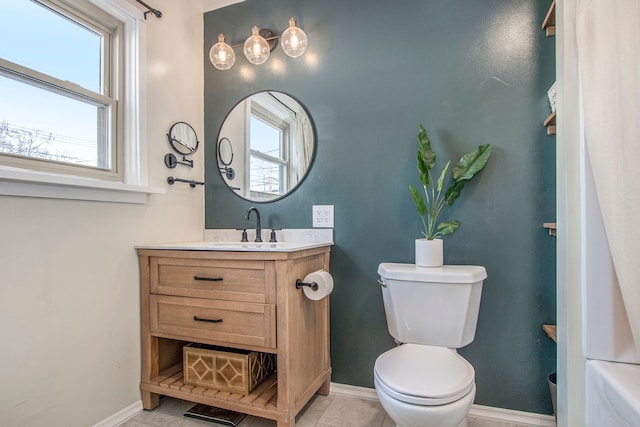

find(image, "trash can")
[548,372,557,419]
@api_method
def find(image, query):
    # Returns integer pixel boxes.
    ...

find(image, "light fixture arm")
[230,28,280,52]
[229,33,279,50]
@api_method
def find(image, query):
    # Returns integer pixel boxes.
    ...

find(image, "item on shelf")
[543,222,557,237]
[547,82,557,112]
[184,404,246,426]
[183,343,276,395]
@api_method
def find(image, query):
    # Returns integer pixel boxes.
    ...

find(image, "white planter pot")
[415,238,443,267]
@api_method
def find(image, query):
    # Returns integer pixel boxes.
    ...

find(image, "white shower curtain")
[576,0,640,352]
[293,112,313,182]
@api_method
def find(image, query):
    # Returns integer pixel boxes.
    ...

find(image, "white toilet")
[375,263,487,427]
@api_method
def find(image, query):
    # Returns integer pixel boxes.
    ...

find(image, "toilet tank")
[377,263,487,348]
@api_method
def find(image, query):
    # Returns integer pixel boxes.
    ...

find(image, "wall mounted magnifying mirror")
[165,121,200,168]
[217,91,315,202]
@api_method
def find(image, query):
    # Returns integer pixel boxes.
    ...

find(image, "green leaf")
[437,161,450,192]
[437,220,461,236]
[443,181,465,205]
[409,184,427,216]
[417,124,436,173]
[452,144,492,182]
[417,150,430,187]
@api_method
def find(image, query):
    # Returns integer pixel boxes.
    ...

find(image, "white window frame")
[246,94,295,199]
[0,0,162,203]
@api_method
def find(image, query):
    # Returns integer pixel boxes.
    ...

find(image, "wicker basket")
[183,344,276,395]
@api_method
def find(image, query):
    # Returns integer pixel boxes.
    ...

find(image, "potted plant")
[409,124,492,267]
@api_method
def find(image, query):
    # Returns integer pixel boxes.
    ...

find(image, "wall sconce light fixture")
[209,18,308,71]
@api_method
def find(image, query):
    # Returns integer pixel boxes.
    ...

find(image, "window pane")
[0,75,109,168]
[0,0,102,93]
[250,116,281,159]
[249,156,283,195]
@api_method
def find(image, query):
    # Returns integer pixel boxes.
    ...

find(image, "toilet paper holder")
[295,279,319,292]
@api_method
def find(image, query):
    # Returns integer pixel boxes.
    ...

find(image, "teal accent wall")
[204,0,556,414]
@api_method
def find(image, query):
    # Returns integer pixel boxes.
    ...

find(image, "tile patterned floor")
[119,395,536,427]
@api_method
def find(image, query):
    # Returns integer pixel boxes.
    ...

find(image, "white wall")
[0,1,205,425]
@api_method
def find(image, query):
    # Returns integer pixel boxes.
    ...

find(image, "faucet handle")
[236,228,248,242]
[269,228,281,243]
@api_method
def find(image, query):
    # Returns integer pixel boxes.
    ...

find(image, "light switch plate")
[313,205,334,228]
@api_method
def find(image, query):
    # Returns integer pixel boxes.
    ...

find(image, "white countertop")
[135,229,334,252]
[135,240,332,252]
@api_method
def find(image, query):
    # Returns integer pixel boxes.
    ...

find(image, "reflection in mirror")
[218,137,233,165]
[217,91,315,202]
[218,137,236,180]
[168,122,199,156]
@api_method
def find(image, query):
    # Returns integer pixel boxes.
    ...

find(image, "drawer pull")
[193,316,223,323]
[194,276,224,282]
[193,316,222,323]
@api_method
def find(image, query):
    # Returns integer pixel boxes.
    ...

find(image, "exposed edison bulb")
[209,34,235,70]
[244,26,270,65]
[281,18,308,58]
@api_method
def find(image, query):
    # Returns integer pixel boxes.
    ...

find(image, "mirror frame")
[216,91,317,203]
[217,137,234,166]
[167,121,200,156]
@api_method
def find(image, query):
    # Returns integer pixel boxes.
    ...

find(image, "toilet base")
[376,376,475,427]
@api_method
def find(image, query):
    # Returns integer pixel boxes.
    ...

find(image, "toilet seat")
[374,344,475,406]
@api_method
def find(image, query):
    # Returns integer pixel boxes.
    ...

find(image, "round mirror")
[217,91,315,202]
[167,122,199,156]
[218,137,233,166]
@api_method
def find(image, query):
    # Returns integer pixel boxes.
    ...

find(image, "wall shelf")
[143,364,280,414]
[543,222,557,236]
[542,0,556,37]
[544,111,556,135]
[543,324,557,342]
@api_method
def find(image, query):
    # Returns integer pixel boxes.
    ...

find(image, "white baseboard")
[97,385,556,427]
[92,400,142,427]
[468,404,556,426]
[330,382,556,427]
[331,382,380,400]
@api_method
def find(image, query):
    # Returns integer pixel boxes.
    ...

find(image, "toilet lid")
[374,344,475,405]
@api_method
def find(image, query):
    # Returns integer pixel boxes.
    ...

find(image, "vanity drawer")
[151,258,275,304]
[150,295,276,349]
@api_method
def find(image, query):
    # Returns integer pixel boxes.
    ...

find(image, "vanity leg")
[318,376,331,396]
[142,390,159,410]
[277,414,296,427]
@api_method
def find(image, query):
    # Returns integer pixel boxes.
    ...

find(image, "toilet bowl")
[374,344,475,427]
[375,263,487,427]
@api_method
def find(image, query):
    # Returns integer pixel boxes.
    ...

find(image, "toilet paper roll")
[302,270,334,300]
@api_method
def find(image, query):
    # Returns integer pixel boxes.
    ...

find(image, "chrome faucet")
[245,207,262,242]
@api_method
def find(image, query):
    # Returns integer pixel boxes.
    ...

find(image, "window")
[247,94,295,199]
[0,0,123,180]
[0,0,155,203]
[249,115,287,196]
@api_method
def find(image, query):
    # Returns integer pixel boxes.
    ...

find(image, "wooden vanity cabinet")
[137,247,331,427]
